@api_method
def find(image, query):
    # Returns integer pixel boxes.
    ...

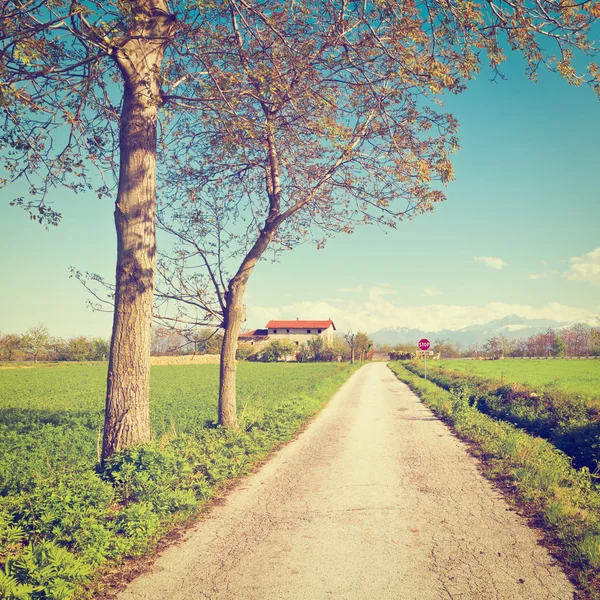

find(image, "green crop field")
[436,359,600,396]
[0,362,358,599]
[0,361,357,493]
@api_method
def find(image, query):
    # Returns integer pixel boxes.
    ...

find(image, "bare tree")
[344,332,358,365]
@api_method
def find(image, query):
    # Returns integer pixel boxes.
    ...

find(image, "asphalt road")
[118,362,575,600]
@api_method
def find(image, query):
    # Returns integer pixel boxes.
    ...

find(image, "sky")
[1,54,599,340]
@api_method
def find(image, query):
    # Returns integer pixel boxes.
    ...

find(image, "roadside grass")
[0,362,361,599]
[436,358,600,396]
[406,361,600,473]
[389,361,600,598]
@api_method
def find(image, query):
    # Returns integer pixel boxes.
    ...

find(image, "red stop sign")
[418,338,430,351]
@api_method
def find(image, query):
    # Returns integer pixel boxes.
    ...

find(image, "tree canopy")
[2,0,598,440]
[153,0,598,425]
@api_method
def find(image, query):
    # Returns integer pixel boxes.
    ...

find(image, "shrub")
[261,340,295,362]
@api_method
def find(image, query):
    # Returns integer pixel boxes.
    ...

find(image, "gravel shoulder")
[118,362,575,600]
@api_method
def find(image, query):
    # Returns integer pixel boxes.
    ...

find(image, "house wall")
[267,326,334,347]
[239,339,270,351]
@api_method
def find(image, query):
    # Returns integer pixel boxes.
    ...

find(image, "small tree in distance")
[309,336,326,361]
[355,332,373,361]
[21,323,50,364]
[344,332,358,365]
[0,333,22,362]
[262,340,295,362]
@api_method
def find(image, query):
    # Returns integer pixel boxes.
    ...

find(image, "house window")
[307,329,311,333]
[295,341,299,345]
[273,329,277,333]
[318,329,322,333]
[286,329,290,333]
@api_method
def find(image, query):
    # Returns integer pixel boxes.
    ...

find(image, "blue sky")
[1,55,599,339]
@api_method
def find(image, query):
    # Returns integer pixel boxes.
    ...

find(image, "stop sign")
[418,338,430,351]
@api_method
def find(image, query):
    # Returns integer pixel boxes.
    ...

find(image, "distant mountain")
[369,315,572,348]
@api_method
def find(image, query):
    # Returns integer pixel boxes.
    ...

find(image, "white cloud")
[528,272,549,280]
[566,248,600,286]
[424,287,442,297]
[473,256,506,270]
[337,284,364,293]
[246,289,598,334]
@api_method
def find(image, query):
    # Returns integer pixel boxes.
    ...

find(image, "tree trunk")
[217,228,274,427]
[102,80,158,460]
[102,4,173,461]
[218,284,247,428]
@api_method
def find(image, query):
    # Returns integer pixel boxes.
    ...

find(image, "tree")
[67,337,93,361]
[21,323,50,363]
[562,323,590,356]
[591,326,600,356]
[1,0,225,459]
[344,332,358,364]
[91,338,110,361]
[483,337,502,359]
[0,333,22,361]
[331,334,351,361]
[432,338,461,358]
[555,334,566,358]
[354,332,373,361]
[262,339,295,362]
[158,0,599,424]
[34,0,600,432]
[309,335,326,360]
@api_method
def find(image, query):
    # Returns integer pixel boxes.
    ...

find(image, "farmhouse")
[239,318,336,348]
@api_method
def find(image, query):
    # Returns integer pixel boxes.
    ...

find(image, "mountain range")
[369,314,574,348]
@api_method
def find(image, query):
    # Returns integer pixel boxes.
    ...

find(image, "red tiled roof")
[239,329,268,339]
[266,320,335,330]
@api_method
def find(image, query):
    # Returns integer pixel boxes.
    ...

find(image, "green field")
[436,359,600,396]
[0,362,358,599]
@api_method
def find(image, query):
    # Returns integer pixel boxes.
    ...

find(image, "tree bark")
[218,112,282,427]
[102,3,173,461]
[218,283,246,428]
[218,229,274,427]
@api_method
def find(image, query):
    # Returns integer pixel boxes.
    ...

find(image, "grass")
[436,358,600,396]
[389,361,600,598]
[411,360,600,472]
[0,362,360,599]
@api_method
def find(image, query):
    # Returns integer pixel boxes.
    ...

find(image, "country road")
[118,363,575,600]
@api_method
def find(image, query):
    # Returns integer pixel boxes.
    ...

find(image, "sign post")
[418,339,431,379]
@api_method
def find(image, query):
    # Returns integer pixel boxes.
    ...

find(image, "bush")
[235,344,254,361]
[261,340,295,362]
